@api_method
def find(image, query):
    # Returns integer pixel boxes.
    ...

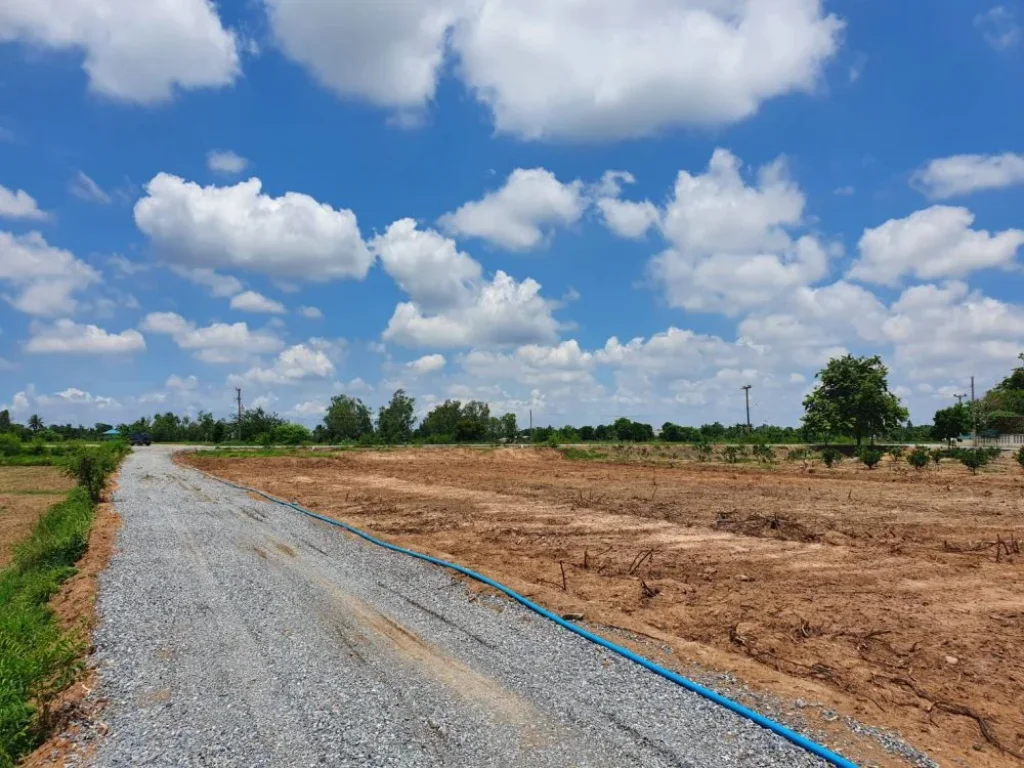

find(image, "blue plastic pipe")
[198,467,859,768]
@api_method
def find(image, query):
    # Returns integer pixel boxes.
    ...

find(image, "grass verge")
[0,488,96,766]
[0,441,127,766]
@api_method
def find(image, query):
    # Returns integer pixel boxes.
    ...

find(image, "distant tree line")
[4,352,1023,448]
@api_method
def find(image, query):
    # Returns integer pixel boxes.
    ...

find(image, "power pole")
[529,409,532,432]
[970,376,976,447]
[235,388,243,440]
[954,393,966,406]
[741,385,752,432]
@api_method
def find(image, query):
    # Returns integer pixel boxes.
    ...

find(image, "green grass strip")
[0,487,94,767]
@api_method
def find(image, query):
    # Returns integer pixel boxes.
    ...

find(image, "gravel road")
[89,446,833,767]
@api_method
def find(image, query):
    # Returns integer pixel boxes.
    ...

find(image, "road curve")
[89,446,829,767]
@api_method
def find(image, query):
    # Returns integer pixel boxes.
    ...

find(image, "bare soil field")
[0,466,75,567]
[184,447,1024,768]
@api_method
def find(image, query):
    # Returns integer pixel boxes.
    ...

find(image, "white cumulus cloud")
[849,205,1024,286]
[135,173,373,281]
[0,0,240,103]
[25,319,146,354]
[374,219,562,348]
[406,353,446,375]
[912,153,1024,199]
[646,149,830,315]
[265,0,842,141]
[0,231,100,316]
[438,168,585,250]
[140,311,284,363]
[0,183,48,220]
[230,342,336,385]
[597,198,660,240]
[230,290,286,314]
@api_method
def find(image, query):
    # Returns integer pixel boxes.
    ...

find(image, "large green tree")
[802,355,908,445]
[27,414,44,433]
[931,404,970,446]
[377,389,416,444]
[324,395,373,441]
[980,352,1024,433]
[499,412,518,441]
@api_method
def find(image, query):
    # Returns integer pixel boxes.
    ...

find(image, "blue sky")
[1,0,1022,429]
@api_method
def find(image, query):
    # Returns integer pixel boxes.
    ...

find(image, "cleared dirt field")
[0,466,74,567]
[185,447,1024,768]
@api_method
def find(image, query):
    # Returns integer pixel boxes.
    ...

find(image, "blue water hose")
[197,466,858,768]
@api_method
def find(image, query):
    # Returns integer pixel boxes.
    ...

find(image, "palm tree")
[28,414,44,432]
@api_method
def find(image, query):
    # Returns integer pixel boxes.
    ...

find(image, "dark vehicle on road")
[129,433,152,446]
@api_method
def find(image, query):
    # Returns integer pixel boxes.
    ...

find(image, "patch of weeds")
[559,447,604,462]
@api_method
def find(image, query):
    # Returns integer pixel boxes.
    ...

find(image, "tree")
[27,414,44,433]
[0,409,11,432]
[980,352,1024,434]
[931,404,970,446]
[418,400,463,440]
[377,389,416,444]
[324,395,373,441]
[578,425,595,441]
[237,407,284,442]
[802,355,908,445]
[500,413,518,442]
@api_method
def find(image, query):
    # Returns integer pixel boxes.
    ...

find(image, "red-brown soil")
[184,447,1024,768]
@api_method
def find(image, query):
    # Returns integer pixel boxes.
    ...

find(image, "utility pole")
[954,393,966,406]
[741,385,752,432]
[970,376,976,447]
[235,388,243,440]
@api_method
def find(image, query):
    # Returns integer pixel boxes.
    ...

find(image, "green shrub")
[930,448,944,466]
[908,446,930,470]
[1017,445,1024,470]
[888,445,905,463]
[545,435,560,449]
[694,442,713,462]
[25,441,46,457]
[957,448,989,474]
[721,445,742,464]
[61,444,125,503]
[821,446,841,468]
[858,447,883,469]
[752,444,775,464]
[0,433,21,457]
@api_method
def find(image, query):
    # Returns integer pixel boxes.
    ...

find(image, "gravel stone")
[90,447,836,767]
